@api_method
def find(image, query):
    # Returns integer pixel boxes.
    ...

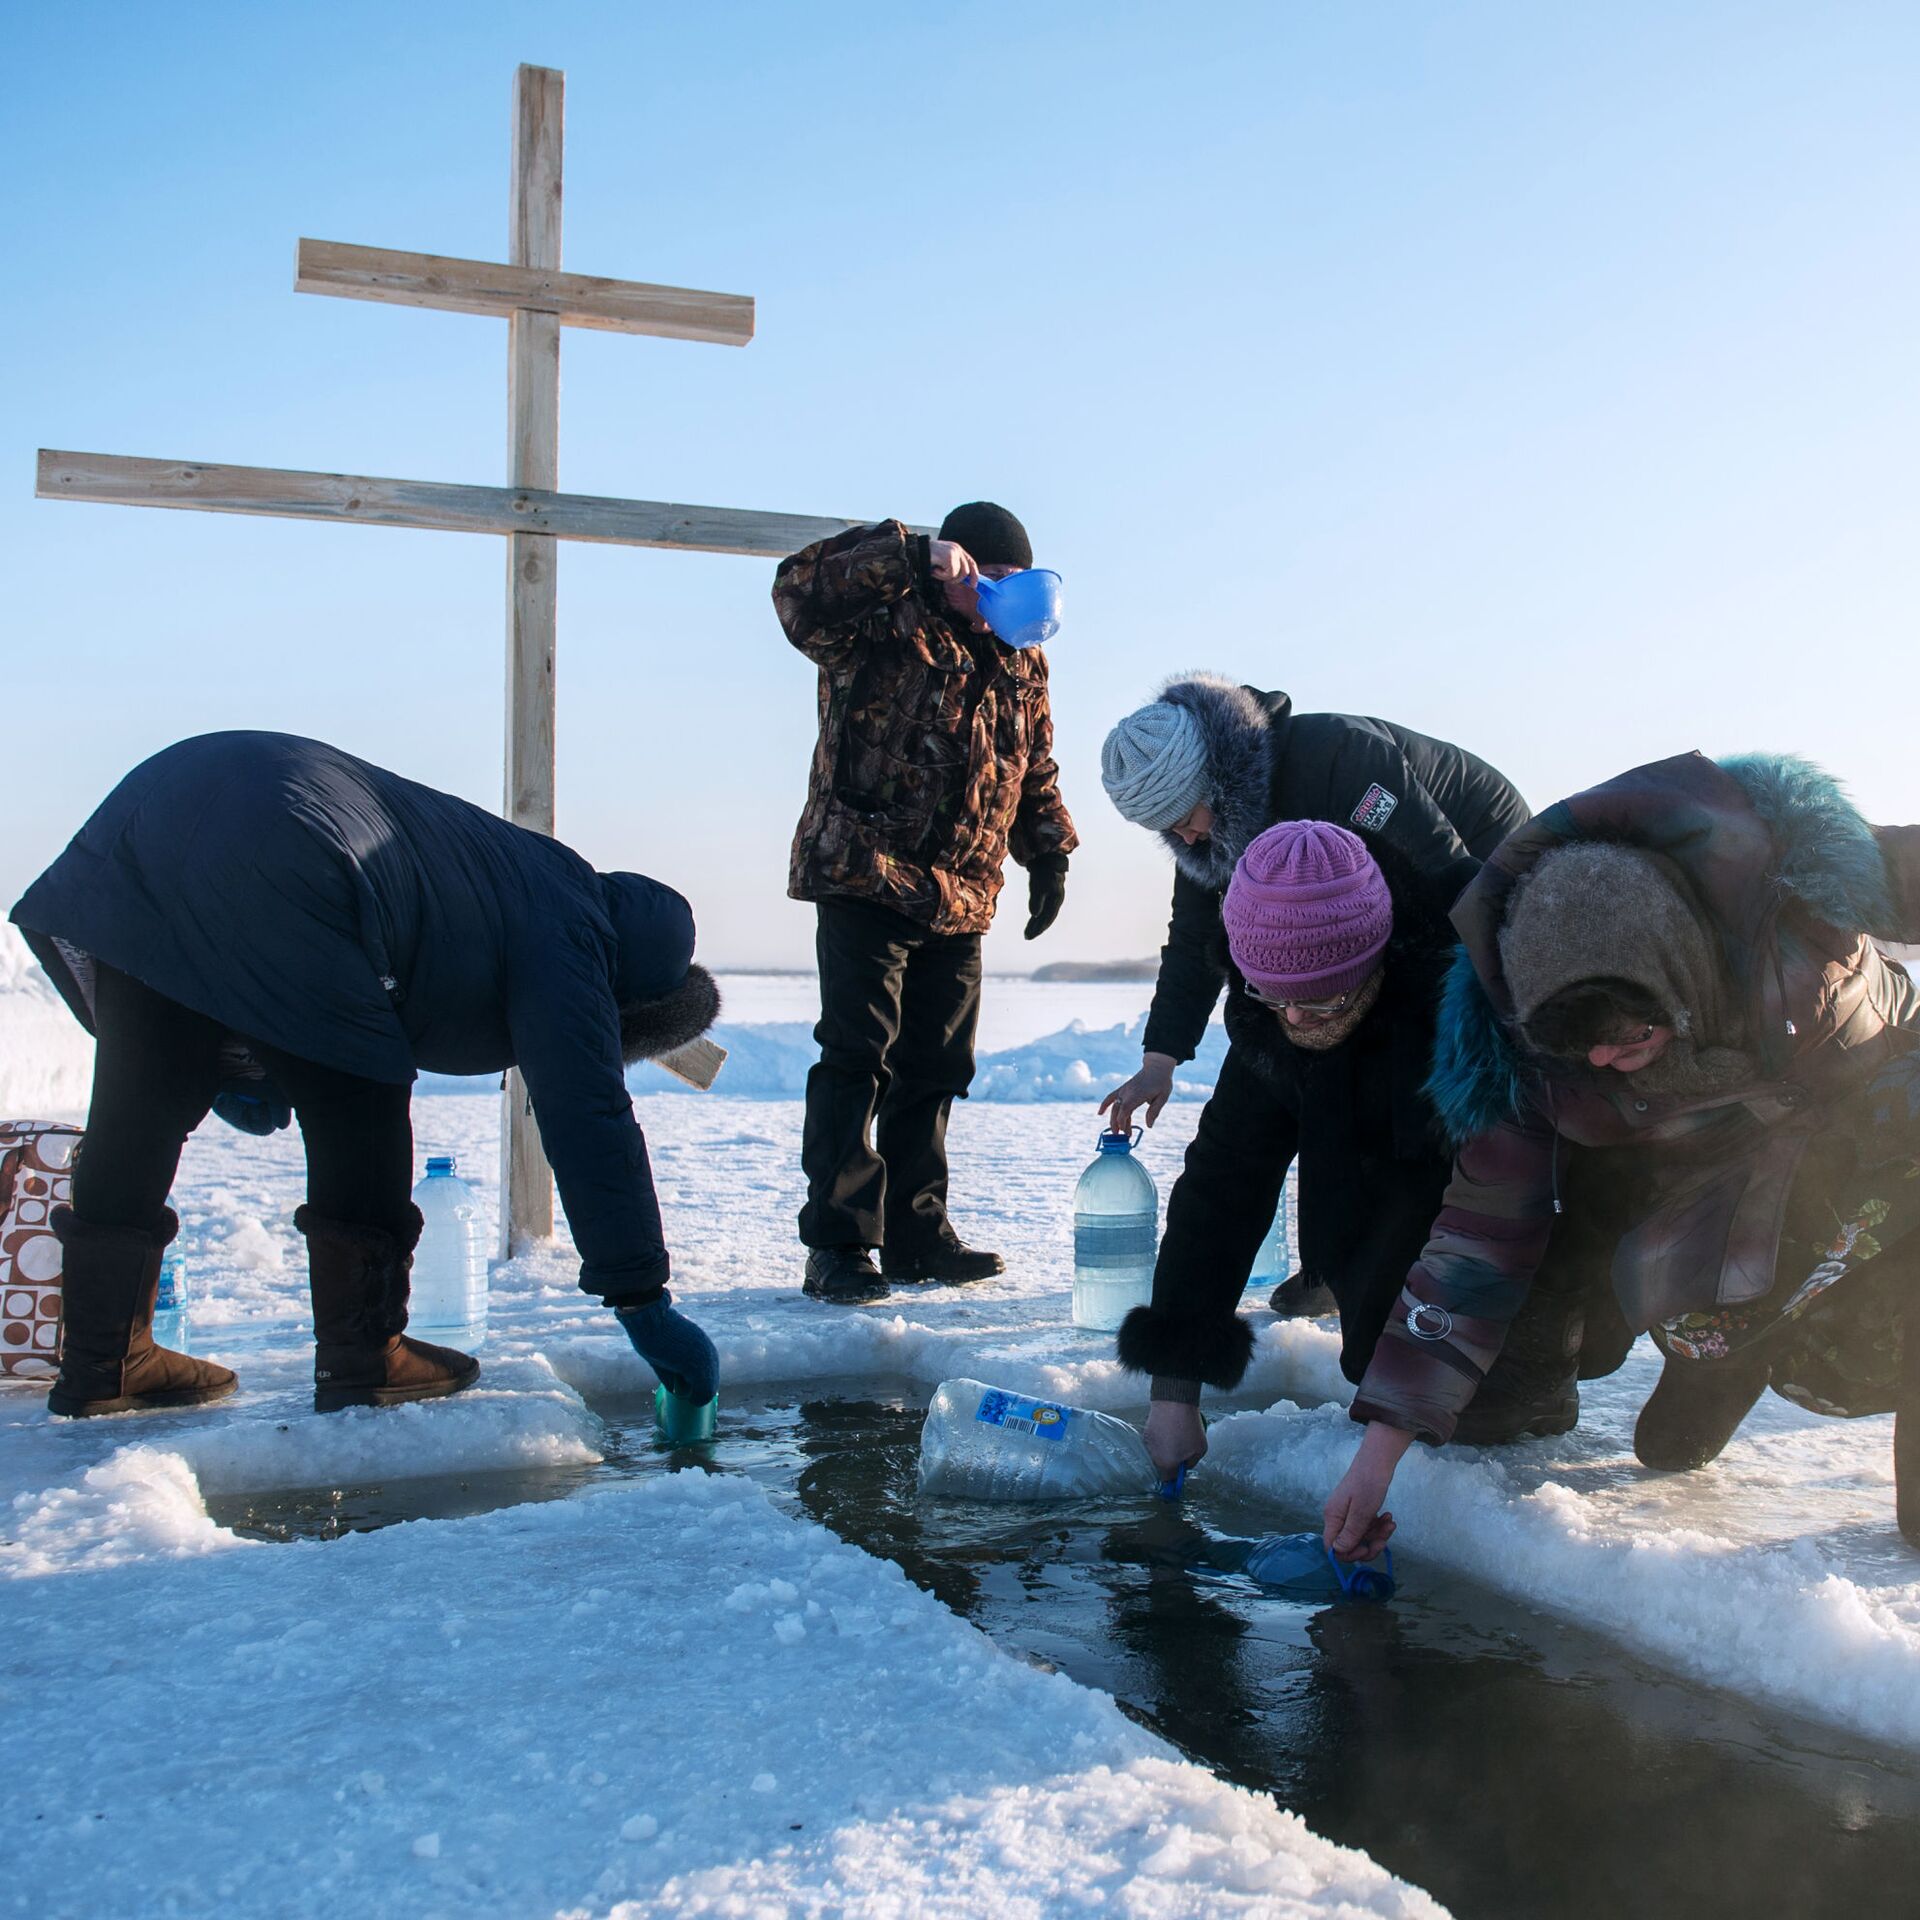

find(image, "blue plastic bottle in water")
[410,1155,488,1345]
[1072,1129,1158,1330]
[153,1240,189,1352]
[1247,1180,1291,1287]
[1232,1530,1395,1602]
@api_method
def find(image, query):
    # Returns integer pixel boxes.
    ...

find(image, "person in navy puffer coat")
[11,731,722,1419]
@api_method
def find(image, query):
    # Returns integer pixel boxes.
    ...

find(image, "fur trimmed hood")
[1427,751,1900,1144]
[1152,676,1285,889]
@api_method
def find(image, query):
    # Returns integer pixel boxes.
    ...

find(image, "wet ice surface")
[209,1384,1920,1920]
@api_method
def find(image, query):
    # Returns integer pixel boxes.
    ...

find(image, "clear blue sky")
[9,1,1918,968]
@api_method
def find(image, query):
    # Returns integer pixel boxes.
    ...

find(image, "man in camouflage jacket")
[774,502,1077,1302]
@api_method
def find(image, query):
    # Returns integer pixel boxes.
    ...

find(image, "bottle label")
[1073,1217,1156,1269]
[975,1389,1072,1442]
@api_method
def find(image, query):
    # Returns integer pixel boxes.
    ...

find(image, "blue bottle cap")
[1097,1127,1143,1154]
[426,1155,456,1175]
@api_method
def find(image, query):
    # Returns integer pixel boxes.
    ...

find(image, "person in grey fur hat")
[1098,677,1530,1319]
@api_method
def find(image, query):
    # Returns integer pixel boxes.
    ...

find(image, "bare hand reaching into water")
[1323,1421,1414,1559]
[1144,1400,1208,1482]
[1101,1052,1178,1132]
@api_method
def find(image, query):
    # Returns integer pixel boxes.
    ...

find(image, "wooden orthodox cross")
[38,64,897,1255]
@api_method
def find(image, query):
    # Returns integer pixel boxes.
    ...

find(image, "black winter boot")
[802,1247,890,1304]
[1455,1271,1590,1445]
[881,1233,1004,1285]
[45,1207,238,1417]
[1269,1271,1337,1319]
[1634,1350,1770,1471]
[1452,1374,1580,1446]
[300,1206,479,1412]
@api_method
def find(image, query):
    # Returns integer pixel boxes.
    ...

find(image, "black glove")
[613,1289,720,1402]
[1024,856,1068,941]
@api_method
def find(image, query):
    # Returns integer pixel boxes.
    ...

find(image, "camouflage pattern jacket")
[774,521,1077,935]
[1354,751,1920,1443]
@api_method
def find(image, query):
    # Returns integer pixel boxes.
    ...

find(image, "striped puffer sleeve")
[1349,1112,1560,1442]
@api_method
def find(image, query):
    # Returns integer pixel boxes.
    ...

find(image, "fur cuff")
[621,964,722,1064]
[1116,1306,1256,1390]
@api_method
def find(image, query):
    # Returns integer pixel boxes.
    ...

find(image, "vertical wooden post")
[501,63,564,1254]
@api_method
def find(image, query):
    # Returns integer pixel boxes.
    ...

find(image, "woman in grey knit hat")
[1096,674,1529,1151]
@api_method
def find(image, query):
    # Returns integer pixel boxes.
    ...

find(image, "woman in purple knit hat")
[1117,821,1624,1486]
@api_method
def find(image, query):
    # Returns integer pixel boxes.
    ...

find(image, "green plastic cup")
[654,1383,718,1445]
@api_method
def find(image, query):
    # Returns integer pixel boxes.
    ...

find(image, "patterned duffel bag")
[0,1122,81,1377]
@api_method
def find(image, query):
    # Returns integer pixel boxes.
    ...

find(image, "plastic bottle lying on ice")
[917,1378,1157,1501]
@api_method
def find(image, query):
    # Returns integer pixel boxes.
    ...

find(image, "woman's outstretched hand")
[1323,1421,1415,1559]
[1100,1052,1178,1132]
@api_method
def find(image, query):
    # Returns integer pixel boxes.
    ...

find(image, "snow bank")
[6,1465,1442,1918]
[169,1355,604,1498]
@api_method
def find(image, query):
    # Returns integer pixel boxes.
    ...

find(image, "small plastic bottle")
[153,1240,190,1353]
[410,1155,488,1345]
[917,1377,1157,1501]
[1072,1129,1158,1331]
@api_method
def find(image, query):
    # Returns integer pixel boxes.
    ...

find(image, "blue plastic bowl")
[974,569,1063,649]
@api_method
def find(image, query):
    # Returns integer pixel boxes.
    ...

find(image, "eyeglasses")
[1242,979,1354,1016]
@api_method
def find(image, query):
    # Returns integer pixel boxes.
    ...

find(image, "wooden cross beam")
[35,63,911,1256]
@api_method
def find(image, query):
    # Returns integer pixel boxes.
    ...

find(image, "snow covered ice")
[10,939,1920,1911]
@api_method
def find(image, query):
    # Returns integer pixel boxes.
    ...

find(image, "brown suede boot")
[45,1207,238,1417]
[299,1205,479,1413]
[1633,1349,1770,1471]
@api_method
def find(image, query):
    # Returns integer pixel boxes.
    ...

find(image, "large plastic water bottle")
[1224,1530,1395,1602]
[1072,1129,1158,1331]
[1247,1181,1291,1287]
[410,1155,488,1345]
[917,1377,1157,1500]
[153,1241,189,1353]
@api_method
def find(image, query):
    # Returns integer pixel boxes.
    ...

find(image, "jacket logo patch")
[1351,784,1399,832]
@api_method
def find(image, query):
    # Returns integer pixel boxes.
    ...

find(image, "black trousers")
[71,965,416,1241]
[799,899,983,1251]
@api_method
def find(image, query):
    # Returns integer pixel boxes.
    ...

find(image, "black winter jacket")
[12,732,695,1300]
[1139,678,1530,1062]
[1118,856,1461,1396]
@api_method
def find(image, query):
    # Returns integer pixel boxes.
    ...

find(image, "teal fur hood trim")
[1426,752,1894,1145]
[1716,752,1892,933]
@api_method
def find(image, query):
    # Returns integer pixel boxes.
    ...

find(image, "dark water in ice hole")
[207,1384,1920,1920]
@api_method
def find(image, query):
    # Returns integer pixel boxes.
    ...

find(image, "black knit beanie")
[938,501,1032,571]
